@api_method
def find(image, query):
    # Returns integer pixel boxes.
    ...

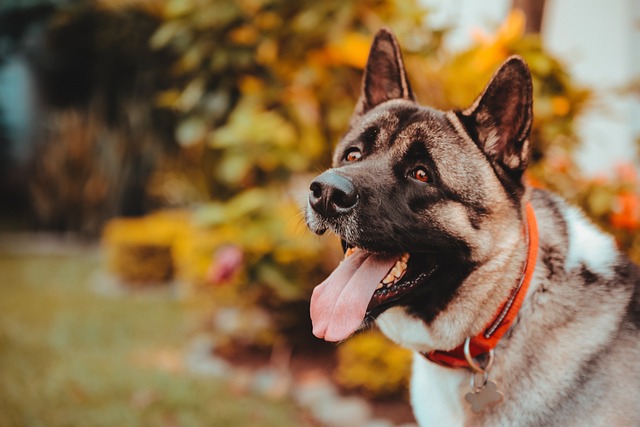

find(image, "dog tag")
[465,380,504,414]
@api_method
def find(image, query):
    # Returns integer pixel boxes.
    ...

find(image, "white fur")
[483,127,501,155]
[411,354,465,427]
[376,307,436,353]
[564,206,616,277]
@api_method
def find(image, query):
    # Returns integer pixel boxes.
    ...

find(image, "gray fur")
[466,190,640,426]
[306,28,640,426]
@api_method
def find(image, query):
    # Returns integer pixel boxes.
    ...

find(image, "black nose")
[309,171,358,217]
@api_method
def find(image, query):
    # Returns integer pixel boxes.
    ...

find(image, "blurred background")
[0,0,638,426]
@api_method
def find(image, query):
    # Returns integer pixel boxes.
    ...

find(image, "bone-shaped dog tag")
[465,380,504,414]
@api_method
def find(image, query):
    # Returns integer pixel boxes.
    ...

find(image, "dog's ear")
[457,56,533,176]
[354,28,415,117]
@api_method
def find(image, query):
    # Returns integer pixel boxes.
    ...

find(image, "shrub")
[334,330,413,398]
[102,210,188,285]
[99,3,639,396]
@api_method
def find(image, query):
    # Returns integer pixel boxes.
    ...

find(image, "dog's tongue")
[310,249,399,342]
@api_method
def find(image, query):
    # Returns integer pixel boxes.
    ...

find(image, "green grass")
[0,252,314,427]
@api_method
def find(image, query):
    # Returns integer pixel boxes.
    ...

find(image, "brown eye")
[344,147,362,163]
[411,167,430,183]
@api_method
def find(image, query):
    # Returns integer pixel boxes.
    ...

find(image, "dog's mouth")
[310,246,437,342]
[362,248,437,313]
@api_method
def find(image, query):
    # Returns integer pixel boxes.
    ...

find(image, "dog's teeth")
[382,274,394,285]
[391,265,403,278]
[398,266,407,277]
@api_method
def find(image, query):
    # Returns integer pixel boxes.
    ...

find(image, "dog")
[305,28,640,426]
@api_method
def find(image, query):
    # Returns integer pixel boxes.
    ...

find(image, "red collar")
[423,203,538,369]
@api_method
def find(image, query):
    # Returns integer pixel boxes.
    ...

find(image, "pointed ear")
[354,28,415,116]
[457,56,533,176]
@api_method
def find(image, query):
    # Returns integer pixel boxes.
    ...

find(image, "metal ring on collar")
[470,371,490,393]
[463,337,495,374]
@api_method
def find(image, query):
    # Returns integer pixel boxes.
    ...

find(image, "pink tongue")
[310,250,399,342]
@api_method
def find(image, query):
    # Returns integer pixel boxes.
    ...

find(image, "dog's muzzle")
[308,170,358,218]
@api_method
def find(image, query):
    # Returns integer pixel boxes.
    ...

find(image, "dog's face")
[306,28,533,353]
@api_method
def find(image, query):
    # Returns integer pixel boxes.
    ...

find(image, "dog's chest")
[410,354,466,427]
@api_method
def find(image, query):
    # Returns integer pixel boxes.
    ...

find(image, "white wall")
[545,0,638,175]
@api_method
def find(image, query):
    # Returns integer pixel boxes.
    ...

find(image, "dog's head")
[306,28,533,353]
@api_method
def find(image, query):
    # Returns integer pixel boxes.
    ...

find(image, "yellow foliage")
[108,243,174,284]
[103,210,212,285]
[228,24,259,46]
[334,330,412,398]
[468,10,524,72]
[161,0,196,19]
[255,39,278,66]
[437,10,527,108]
[102,189,329,297]
[472,9,524,48]
[551,96,571,117]
[239,75,266,95]
[95,0,165,16]
[323,32,372,69]
[155,89,181,109]
[103,210,190,246]
[254,11,281,31]
[102,211,191,284]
